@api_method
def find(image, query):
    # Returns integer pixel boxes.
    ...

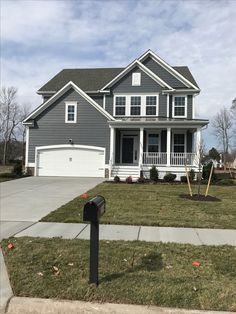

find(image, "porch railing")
[143,152,196,166]
[171,153,196,166]
[143,152,167,165]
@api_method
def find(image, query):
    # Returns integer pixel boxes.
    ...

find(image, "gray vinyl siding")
[28,88,110,164]
[159,94,167,117]
[187,95,193,119]
[111,67,163,93]
[142,57,187,89]
[105,67,168,117]
[105,95,113,116]
[90,95,103,108]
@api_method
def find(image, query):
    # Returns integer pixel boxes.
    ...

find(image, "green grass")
[2,237,236,311]
[41,183,236,229]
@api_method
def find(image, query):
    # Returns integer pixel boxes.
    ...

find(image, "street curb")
[0,250,13,314]
[6,297,235,314]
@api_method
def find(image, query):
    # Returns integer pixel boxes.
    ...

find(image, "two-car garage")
[35,145,105,177]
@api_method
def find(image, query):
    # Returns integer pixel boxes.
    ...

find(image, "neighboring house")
[23,50,209,180]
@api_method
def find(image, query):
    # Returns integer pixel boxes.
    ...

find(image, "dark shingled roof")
[38,66,198,93]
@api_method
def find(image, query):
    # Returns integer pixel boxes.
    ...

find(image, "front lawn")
[2,237,236,311]
[42,183,236,229]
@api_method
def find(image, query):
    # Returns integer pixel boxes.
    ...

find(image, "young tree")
[208,147,220,161]
[0,87,31,164]
[212,107,233,168]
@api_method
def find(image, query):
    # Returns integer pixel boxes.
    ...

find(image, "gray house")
[23,50,208,180]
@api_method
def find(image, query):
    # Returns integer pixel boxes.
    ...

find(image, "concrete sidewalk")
[9,221,236,246]
[6,297,234,314]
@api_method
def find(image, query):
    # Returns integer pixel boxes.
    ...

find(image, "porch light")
[68,138,73,145]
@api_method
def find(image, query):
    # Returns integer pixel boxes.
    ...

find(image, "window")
[173,96,186,117]
[132,73,141,86]
[146,96,157,115]
[65,102,77,123]
[115,97,126,115]
[130,96,141,115]
[148,134,159,152]
[173,134,185,153]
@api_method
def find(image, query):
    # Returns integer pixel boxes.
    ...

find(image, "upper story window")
[132,73,141,86]
[146,96,157,115]
[115,96,126,115]
[65,102,77,123]
[130,96,141,115]
[148,134,159,152]
[173,134,185,153]
[173,96,187,118]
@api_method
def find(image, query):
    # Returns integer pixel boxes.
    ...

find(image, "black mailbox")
[83,195,105,222]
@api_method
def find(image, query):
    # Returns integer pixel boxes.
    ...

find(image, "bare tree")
[0,87,30,164]
[196,139,206,196]
[212,107,233,167]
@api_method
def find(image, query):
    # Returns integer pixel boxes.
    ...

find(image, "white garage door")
[36,145,105,177]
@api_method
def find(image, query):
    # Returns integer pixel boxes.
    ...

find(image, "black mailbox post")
[83,195,105,285]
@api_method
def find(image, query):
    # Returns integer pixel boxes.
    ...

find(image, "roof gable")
[100,59,173,91]
[24,81,115,123]
[139,50,199,90]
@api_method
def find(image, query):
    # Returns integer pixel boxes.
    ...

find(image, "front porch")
[109,125,202,179]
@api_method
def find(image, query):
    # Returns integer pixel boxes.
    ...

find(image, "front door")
[122,137,134,163]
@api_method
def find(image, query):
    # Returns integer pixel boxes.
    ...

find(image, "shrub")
[216,179,235,186]
[12,162,22,176]
[215,172,231,181]
[114,175,120,183]
[163,173,176,182]
[189,169,195,182]
[202,162,217,181]
[150,165,159,182]
[126,176,133,184]
[0,173,17,178]
[137,176,146,183]
[180,176,187,183]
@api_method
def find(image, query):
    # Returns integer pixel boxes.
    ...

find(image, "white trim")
[25,126,29,168]
[166,127,171,166]
[100,59,174,91]
[166,94,169,118]
[103,94,106,109]
[113,93,159,117]
[138,50,199,90]
[65,101,77,123]
[172,95,187,118]
[28,162,35,167]
[24,81,115,123]
[35,144,106,177]
[139,127,144,166]
[192,95,195,119]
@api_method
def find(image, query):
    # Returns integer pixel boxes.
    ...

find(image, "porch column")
[109,126,115,177]
[139,127,144,167]
[167,127,171,166]
[196,127,201,165]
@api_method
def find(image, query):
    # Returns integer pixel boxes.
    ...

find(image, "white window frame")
[65,101,77,123]
[146,95,157,116]
[172,131,187,153]
[146,130,161,153]
[130,96,141,116]
[132,72,141,86]
[113,93,159,117]
[172,95,187,118]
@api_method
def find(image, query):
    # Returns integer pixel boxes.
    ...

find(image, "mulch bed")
[179,194,221,202]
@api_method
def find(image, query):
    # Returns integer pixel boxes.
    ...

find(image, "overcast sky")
[1,0,236,149]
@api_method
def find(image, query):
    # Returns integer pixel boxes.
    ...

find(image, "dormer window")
[132,72,141,86]
[173,96,187,118]
[65,102,77,123]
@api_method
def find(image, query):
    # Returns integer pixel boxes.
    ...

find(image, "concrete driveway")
[0,176,103,239]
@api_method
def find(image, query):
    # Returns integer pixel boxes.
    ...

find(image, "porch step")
[111,166,140,181]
